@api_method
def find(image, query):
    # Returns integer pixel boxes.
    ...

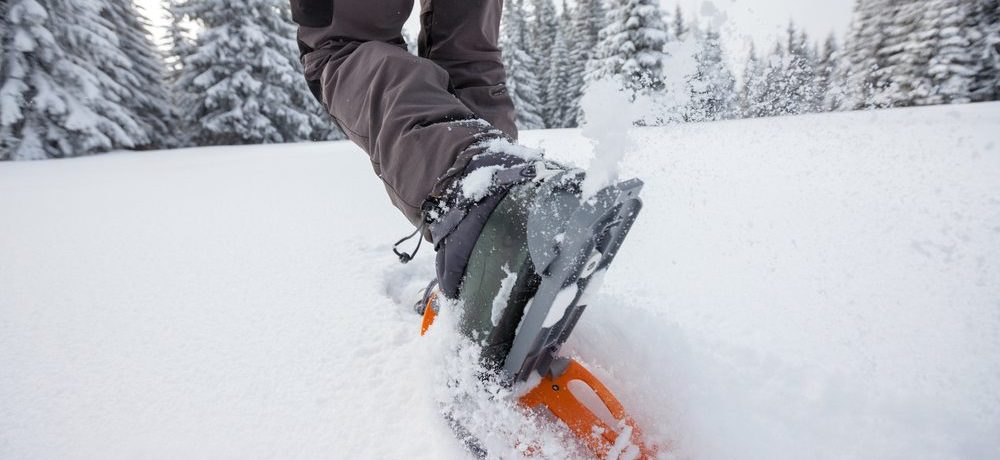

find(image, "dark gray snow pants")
[291,0,517,226]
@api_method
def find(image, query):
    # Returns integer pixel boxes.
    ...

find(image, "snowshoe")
[417,161,655,459]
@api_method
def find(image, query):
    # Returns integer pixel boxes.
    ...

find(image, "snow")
[461,165,503,201]
[2,102,1000,459]
[579,79,638,198]
[491,266,518,327]
[428,305,588,458]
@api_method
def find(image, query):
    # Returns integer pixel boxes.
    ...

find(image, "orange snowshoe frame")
[519,360,654,459]
[419,293,655,459]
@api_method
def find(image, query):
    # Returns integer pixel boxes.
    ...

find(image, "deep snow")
[2,102,999,459]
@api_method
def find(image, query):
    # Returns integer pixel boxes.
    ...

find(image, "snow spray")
[578,38,699,199]
[578,79,643,199]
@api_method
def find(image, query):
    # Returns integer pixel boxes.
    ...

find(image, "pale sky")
[136,0,853,67]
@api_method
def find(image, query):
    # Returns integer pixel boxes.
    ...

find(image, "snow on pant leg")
[418,0,518,140]
[313,41,506,226]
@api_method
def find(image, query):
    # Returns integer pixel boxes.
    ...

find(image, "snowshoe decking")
[419,172,654,459]
[505,174,643,384]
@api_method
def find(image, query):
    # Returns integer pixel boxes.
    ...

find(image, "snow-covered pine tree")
[897,1,947,106]
[966,0,999,101]
[816,33,842,112]
[586,0,670,95]
[687,28,736,122]
[544,3,574,128]
[501,0,545,130]
[71,0,150,152]
[164,0,192,71]
[870,1,930,107]
[175,0,332,145]
[673,4,687,40]
[0,0,10,155]
[969,0,1000,102]
[164,0,195,146]
[840,0,892,110]
[925,0,978,104]
[100,0,173,150]
[563,0,605,126]
[739,43,767,118]
[969,0,999,102]
[1,0,140,159]
[760,41,790,116]
[529,0,558,127]
[784,22,819,114]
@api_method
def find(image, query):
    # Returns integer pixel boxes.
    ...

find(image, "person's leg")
[418,0,517,140]
[297,0,509,226]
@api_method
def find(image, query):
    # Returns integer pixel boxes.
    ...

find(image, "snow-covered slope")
[2,103,999,459]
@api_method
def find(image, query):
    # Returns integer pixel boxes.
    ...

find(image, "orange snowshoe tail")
[419,306,655,458]
[519,359,656,459]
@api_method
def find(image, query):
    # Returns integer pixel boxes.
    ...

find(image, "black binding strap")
[429,163,537,247]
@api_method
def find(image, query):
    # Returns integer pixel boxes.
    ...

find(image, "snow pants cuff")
[311,41,513,226]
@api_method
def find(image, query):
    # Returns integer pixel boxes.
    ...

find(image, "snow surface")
[2,102,1000,459]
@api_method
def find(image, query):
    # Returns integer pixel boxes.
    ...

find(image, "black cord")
[392,221,427,264]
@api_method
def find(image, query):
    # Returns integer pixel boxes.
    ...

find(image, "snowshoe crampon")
[419,175,656,459]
